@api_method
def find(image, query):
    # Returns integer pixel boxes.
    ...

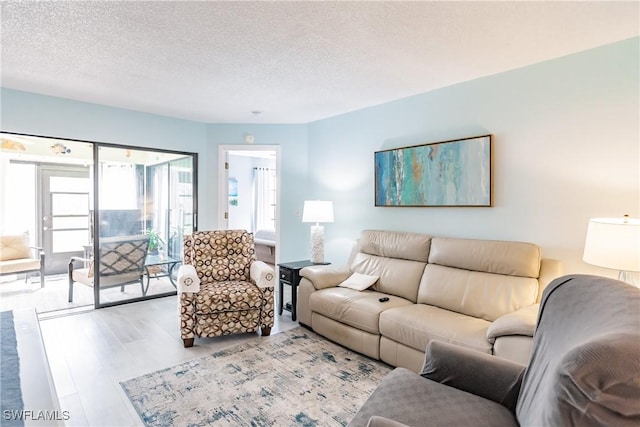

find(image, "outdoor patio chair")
[0,233,45,287]
[68,234,149,302]
[179,230,275,347]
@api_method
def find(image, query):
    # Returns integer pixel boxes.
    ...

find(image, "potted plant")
[145,229,164,255]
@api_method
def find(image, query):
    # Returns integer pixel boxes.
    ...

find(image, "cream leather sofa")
[298,230,562,372]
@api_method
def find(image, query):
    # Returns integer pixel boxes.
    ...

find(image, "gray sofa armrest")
[299,265,351,290]
[487,304,539,343]
[420,341,525,412]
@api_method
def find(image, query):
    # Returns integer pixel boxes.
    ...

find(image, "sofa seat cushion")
[309,287,413,335]
[0,258,40,274]
[195,281,264,314]
[379,304,492,354]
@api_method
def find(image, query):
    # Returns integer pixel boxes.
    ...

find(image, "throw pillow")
[338,272,379,291]
[0,233,31,261]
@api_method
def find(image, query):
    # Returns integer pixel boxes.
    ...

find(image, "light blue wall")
[0,89,311,261]
[0,88,207,150]
[0,87,209,227]
[2,37,637,276]
[309,37,639,275]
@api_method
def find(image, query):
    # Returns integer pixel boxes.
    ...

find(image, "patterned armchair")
[179,230,275,348]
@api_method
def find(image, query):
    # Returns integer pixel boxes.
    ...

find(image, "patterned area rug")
[1,310,24,427]
[121,327,392,426]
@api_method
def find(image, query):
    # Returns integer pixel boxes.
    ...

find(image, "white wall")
[227,154,276,231]
[227,154,254,230]
[308,38,639,277]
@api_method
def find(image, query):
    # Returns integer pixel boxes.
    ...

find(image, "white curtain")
[252,167,272,231]
[99,163,137,209]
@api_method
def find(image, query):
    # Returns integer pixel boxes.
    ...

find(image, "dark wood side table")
[277,260,329,321]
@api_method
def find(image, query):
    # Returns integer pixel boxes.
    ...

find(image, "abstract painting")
[375,135,492,207]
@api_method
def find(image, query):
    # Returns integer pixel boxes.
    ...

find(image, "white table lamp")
[302,200,334,264]
[583,215,640,285]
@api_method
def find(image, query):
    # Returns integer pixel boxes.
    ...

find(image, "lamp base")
[310,225,325,264]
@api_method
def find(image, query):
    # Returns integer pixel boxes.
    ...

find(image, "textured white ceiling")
[1,1,638,124]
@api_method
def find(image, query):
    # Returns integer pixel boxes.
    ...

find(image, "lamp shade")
[302,200,334,223]
[583,217,640,272]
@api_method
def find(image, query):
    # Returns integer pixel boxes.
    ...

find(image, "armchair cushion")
[348,367,517,427]
[187,231,254,283]
[71,267,141,287]
[194,281,265,311]
[0,233,31,261]
[420,340,525,412]
[0,258,41,275]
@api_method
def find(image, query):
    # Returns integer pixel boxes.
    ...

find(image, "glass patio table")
[143,254,181,294]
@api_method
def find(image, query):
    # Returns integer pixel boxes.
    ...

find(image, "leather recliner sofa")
[297,229,562,371]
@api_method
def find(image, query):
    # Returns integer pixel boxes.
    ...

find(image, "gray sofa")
[298,230,562,369]
[349,274,640,427]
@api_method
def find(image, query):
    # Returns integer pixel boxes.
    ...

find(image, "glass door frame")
[92,141,198,309]
[41,165,91,275]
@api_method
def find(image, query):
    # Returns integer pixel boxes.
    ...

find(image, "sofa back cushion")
[358,230,432,263]
[418,237,541,321]
[350,230,432,302]
[351,253,427,302]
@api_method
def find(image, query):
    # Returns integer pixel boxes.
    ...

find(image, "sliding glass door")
[94,145,196,308]
[1,132,197,312]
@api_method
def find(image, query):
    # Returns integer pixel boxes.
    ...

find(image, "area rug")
[1,310,25,427]
[121,327,392,426]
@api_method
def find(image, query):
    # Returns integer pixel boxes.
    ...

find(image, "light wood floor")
[0,274,177,314]
[39,295,298,427]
